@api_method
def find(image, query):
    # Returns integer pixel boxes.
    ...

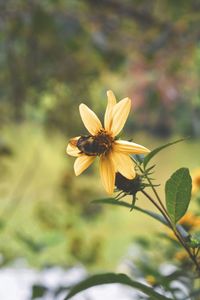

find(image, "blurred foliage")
[0,0,200,274]
[0,124,200,270]
[116,190,200,299]
[27,185,200,299]
[0,125,104,268]
[0,125,161,269]
[0,0,200,136]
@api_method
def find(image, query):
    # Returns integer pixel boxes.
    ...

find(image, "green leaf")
[143,139,185,169]
[165,168,192,224]
[145,164,156,173]
[93,198,169,227]
[92,198,189,238]
[64,273,173,300]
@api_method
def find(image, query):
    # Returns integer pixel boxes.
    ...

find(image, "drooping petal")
[74,155,95,176]
[79,104,102,135]
[66,136,81,157]
[111,151,135,179]
[104,90,116,131]
[99,154,115,194]
[114,140,150,154]
[110,97,131,137]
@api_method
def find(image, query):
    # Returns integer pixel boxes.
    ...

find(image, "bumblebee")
[76,135,112,156]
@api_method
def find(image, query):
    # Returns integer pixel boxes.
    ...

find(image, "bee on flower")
[66,90,150,194]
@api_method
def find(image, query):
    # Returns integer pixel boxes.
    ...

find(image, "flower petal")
[74,155,95,176]
[110,97,131,136]
[104,90,116,131]
[79,103,102,135]
[111,151,135,179]
[114,140,150,154]
[66,136,81,157]
[99,154,115,194]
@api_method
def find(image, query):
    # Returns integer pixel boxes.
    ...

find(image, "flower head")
[66,90,150,194]
[115,172,143,196]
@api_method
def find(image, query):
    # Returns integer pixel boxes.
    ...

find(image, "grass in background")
[0,124,199,271]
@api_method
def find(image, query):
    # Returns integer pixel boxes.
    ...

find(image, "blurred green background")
[0,0,200,271]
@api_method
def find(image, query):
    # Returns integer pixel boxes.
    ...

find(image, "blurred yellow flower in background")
[179,212,200,230]
[175,250,188,262]
[166,212,200,240]
[146,275,157,286]
[192,168,200,195]
[66,90,150,194]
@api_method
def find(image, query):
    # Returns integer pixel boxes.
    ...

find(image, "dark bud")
[115,172,143,196]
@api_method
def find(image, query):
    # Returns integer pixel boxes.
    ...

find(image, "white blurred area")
[0,262,137,300]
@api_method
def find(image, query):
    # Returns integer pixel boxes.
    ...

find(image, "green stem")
[195,248,200,258]
[146,176,168,215]
[141,190,200,276]
[133,158,168,215]
[132,157,200,274]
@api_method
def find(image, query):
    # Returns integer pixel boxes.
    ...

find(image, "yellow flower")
[66,90,150,194]
[192,168,200,195]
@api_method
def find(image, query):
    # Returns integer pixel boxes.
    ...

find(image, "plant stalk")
[141,190,200,275]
